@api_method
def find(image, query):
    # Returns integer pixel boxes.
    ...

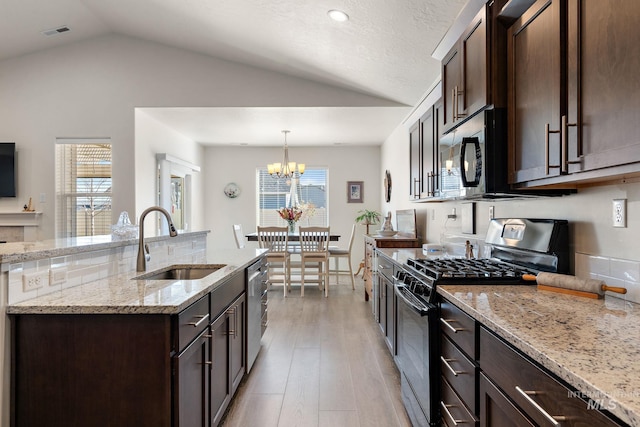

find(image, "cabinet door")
[567,0,640,173]
[461,6,488,118]
[229,294,246,394]
[211,313,231,427]
[420,106,438,197]
[174,328,211,427]
[479,373,535,427]
[384,277,395,355]
[442,44,462,131]
[409,120,421,197]
[508,0,563,184]
[378,272,387,334]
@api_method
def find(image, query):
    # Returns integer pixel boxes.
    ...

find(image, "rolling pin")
[522,272,627,299]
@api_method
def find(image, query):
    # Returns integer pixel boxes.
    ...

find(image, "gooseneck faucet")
[137,206,178,272]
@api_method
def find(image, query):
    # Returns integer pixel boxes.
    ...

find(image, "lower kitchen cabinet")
[11,268,249,427]
[479,326,623,427]
[377,255,395,354]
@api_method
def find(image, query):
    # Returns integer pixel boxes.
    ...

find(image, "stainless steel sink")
[133,264,226,280]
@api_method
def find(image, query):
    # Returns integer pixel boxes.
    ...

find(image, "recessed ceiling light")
[327,9,349,22]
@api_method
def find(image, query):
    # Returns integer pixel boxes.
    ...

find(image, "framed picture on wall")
[347,181,364,203]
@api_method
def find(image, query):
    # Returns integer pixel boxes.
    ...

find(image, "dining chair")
[298,226,330,297]
[328,224,356,290]
[257,226,291,297]
[232,224,245,249]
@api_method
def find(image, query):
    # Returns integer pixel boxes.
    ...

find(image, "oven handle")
[394,284,434,316]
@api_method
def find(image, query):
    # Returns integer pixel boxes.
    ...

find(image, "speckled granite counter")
[374,247,640,426]
[439,285,640,426]
[6,248,267,315]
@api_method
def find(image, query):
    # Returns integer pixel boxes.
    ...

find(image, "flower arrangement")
[298,201,316,222]
[277,206,303,222]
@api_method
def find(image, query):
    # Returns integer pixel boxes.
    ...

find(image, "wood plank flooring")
[221,276,412,427]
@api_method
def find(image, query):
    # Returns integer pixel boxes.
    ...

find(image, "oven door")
[394,284,439,427]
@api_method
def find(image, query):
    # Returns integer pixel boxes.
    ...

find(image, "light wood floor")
[221,276,412,427]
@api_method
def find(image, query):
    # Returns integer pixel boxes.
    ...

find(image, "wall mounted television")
[0,142,16,197]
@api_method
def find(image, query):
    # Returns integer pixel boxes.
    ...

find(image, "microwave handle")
[460,137,482,187]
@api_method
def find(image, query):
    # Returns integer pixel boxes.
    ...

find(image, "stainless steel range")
[393,218,568,427]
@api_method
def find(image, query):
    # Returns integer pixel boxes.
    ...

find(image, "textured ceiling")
[0,0,470,145]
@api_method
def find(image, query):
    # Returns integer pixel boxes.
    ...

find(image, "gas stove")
[406,257,537,282]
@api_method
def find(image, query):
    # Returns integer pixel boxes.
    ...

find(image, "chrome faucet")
[137,206,178,272]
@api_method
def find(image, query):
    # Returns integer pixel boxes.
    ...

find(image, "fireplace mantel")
[0,212,42,241]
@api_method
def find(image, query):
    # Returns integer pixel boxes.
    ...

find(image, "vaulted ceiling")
[0,0,469,145]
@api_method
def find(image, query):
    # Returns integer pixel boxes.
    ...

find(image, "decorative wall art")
[224,182,240,198]
[347,181,364,203]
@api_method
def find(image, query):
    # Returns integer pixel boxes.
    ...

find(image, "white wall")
[0,34,395,239]
[204,145,381,266]
[134,110,205,235]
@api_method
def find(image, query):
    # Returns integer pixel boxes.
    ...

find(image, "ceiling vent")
[41,26,71,37]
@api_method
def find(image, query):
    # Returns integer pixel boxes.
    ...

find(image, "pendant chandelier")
[267,130,305,178]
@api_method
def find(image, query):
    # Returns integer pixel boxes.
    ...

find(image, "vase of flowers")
[277,206,303,233]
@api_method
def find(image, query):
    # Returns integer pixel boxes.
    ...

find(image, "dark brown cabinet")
[175,327,211,427]
[409,103,440,199]
[479,326,623,427]
[442,1,507,134]
[377,255,395,354]
[508,0,640,187]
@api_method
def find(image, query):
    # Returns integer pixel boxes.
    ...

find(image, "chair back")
[257,226,289,253]
[232,224,245,249]
[299,226,330,254]
[346,223,356,252]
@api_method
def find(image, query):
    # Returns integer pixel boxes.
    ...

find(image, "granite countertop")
[6,248,267,315]
[375,247,640,425]
[439,285,640,426]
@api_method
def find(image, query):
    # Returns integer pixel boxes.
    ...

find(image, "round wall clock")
[224,182,240,198]
[384,170,392,202]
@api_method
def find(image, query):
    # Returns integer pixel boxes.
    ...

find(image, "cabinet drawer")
[480,327,621,427]
[441,334,477,412]
[440,299,477,359]
[441,377,478,427]
[177,294,210,351]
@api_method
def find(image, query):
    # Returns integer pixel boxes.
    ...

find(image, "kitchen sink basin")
[134,264,226,280]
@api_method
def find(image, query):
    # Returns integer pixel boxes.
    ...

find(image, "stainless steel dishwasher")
[246,256,268,372]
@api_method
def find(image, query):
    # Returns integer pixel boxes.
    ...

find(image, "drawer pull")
[187,314,209,328]
[440,318,464,333]
[440,402,468,425]
[441,356,465,377]
[515,386,565,426]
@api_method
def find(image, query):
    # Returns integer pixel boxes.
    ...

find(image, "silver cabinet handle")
[440,402,468,425]
[440,318,464,333]
[440,356,465,377]
[515,386,566,426]
[187,314,209,328]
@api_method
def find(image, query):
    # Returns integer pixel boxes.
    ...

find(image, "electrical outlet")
[447,208,457,221]
[49,267,68,285]
[613,199,627,228]
[23,271,47,291]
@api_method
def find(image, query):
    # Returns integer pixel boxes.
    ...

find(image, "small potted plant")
[355,209,381,235]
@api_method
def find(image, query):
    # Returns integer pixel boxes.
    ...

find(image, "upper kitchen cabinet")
[409,101,440,199]
[441,0,508,134]
[507,0,640,188]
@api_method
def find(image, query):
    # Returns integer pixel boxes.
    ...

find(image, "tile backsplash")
[7,235,207,305]
[575,252,640,304]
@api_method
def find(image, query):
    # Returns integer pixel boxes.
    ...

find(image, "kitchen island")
[377,247,640,426]
[4,233,267,427]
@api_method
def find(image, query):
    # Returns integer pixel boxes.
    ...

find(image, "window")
[257,168,328,226]
[55,140,112,238]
